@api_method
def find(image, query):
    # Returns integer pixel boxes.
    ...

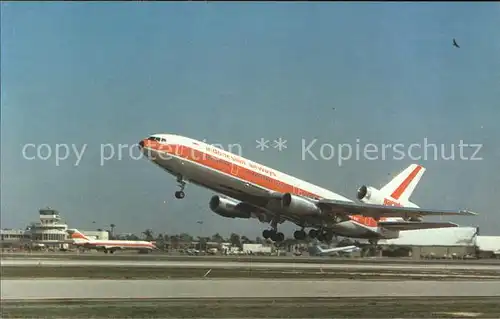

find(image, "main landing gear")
[262,217,285,242]
[262,229,285,242]
[306,229,334,242]
[293,229,307,240]
[263,226,335,243]
[174,175,186,199]
[367,239,380,257]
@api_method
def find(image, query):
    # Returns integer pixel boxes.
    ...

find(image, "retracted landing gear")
[174,175,186,199]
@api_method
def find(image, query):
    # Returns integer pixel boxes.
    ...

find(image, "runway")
[3,258,500,270]
[3,279,500,299]
[6,252,500,265]
[3,258,499,301]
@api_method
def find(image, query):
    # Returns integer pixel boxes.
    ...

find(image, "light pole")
[110,224,116,239]
[197,220,204,251]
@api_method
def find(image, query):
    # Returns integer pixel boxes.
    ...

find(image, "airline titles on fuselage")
[204,146,277,177]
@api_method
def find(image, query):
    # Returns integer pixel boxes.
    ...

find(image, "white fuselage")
[74,239,155,251]
[140,134,406,240]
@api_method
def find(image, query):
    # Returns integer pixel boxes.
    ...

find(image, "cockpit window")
[147,136,167,143]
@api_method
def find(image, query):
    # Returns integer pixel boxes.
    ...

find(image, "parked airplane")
[313,244,361,256]
[67,229,157,254]
[138,134,476,246]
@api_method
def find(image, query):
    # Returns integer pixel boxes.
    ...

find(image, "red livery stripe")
[144,140,383,228]
[390,165,422,200]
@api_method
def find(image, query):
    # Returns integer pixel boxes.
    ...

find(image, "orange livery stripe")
[390,165,422,200]
[144,140,383,228]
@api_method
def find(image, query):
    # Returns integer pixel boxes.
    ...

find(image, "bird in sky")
[453,38,460,48]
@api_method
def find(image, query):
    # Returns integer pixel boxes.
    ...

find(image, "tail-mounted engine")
[356,185,384,204]
[356,185,370,201]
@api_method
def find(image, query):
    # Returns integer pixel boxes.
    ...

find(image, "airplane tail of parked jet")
[68,229,91,243]
[357,164,425,208]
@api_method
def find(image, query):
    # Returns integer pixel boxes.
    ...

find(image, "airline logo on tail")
[381,164,425,206]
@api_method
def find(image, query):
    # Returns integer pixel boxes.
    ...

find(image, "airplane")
[67,229,157,254]
[313,244,361,256]
[137,134,476,246]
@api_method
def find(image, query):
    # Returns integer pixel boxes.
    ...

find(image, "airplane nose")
[138,140,144,149]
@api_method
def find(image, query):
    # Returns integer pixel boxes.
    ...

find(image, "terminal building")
[1,207,500,257]
[1,207,108,250]
[28,207,69,246]
[0,229,30,246]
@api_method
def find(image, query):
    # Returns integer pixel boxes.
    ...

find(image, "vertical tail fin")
[67,229,90,242]
[380,164,425,202]
[312,245,325,254]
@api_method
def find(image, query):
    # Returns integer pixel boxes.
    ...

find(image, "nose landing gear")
[174,175,186,199]
[174,191,185,199]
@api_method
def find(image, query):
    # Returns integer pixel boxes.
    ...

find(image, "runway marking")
[435,312,482,317]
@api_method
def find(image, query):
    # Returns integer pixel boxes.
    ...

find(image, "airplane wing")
[316,199,477,219]
[316,245,359,255]
[378,221,459,231]
[327,245,358,252]
[97,245,123,250]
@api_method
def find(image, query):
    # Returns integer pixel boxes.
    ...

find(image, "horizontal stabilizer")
[316,199,478,218]
[379,221,459,231]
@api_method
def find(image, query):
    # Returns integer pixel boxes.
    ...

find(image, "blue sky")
[2,2,499,237]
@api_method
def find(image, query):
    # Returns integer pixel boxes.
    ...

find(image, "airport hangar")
[377,226,500,259]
